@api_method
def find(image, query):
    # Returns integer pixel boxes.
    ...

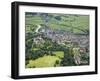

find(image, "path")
[35,24,41,33]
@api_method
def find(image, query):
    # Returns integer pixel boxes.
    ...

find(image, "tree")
[61,49,75,66]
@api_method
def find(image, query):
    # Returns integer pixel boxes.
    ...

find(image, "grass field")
[26,55,61,68]
[53,51,64,58]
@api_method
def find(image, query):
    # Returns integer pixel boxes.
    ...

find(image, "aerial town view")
[25,12,89,68]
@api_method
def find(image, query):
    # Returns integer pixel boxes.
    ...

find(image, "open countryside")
[25,12,89,68]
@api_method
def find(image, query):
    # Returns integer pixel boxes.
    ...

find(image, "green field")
[26,55,61,68]
[53,51,64,58]
[25,13,89,33]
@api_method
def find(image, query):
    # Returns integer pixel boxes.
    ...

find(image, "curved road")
[35,25,41,33]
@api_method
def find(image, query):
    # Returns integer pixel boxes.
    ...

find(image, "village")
[33,25,89,50]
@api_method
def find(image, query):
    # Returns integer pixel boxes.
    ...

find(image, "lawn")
[26,55,61,68]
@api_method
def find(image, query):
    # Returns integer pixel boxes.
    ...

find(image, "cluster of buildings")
[33,36,45,45]
[33,26,89,49]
